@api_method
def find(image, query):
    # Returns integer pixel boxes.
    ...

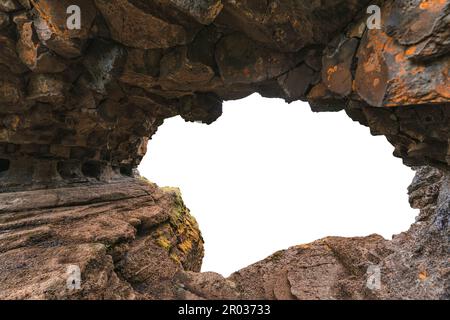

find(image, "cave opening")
[57,160,80,180]
[81,161,104,179]
[139,94,418,276]
[0,159,10,174]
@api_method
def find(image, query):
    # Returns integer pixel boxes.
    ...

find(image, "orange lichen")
[395,53,404,63]
[405,46,417,56]
[29,0,65,38]
[420,0,447,11]
[327,66,338,81]
[419,0,431,9]
[418,270,428,281]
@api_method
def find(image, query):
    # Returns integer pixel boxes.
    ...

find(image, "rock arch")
[0,0,448,299]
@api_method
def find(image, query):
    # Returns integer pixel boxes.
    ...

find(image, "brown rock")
[0,0,449,301]
[355,28,450,107]
[27,74,66,105]
[95,0,188,49]
[0,0,21,12]
[0,179,204,299]
[119,48,162,91]
[32,0,97,58]
[0,0,448,173]
[0,34,28,74]
[216,33,300,84]
[0,11,9,28]
[159,46,215,91]
[14,13,67,73]
[277,64,319,101]
[219,0,371,52]
[0,66,25,108]
[322,37,359,97]
[169,0,223,25]
[385,0,450,60]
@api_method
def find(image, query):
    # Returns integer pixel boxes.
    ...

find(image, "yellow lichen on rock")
[149,186,204,272]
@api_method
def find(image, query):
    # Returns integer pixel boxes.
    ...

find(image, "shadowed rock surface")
[0,0,449,299]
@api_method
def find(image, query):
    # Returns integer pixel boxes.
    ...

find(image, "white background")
[139,94,417,276]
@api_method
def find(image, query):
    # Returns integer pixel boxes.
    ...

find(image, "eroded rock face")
[0,168,447,300]
[0,0,449,300]
[227,167,450,300]
[0,179,204,299]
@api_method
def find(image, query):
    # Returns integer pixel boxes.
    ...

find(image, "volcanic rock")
[0,0,448,300]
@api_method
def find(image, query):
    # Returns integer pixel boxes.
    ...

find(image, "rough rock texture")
[227,167,450,300]
[0,167,447,300]
[0,0,449,299]
[1,0,449,189]
[0,179,204,299]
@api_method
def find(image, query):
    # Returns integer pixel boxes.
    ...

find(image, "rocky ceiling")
[0,0,449,300]
[0,0,449,191]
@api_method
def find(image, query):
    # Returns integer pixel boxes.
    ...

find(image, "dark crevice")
[0,159,10,173]
[81,161,104,179]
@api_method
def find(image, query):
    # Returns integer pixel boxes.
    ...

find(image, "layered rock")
[0,0,449,300]
[0,179,204,299]
[0,167,447,300]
